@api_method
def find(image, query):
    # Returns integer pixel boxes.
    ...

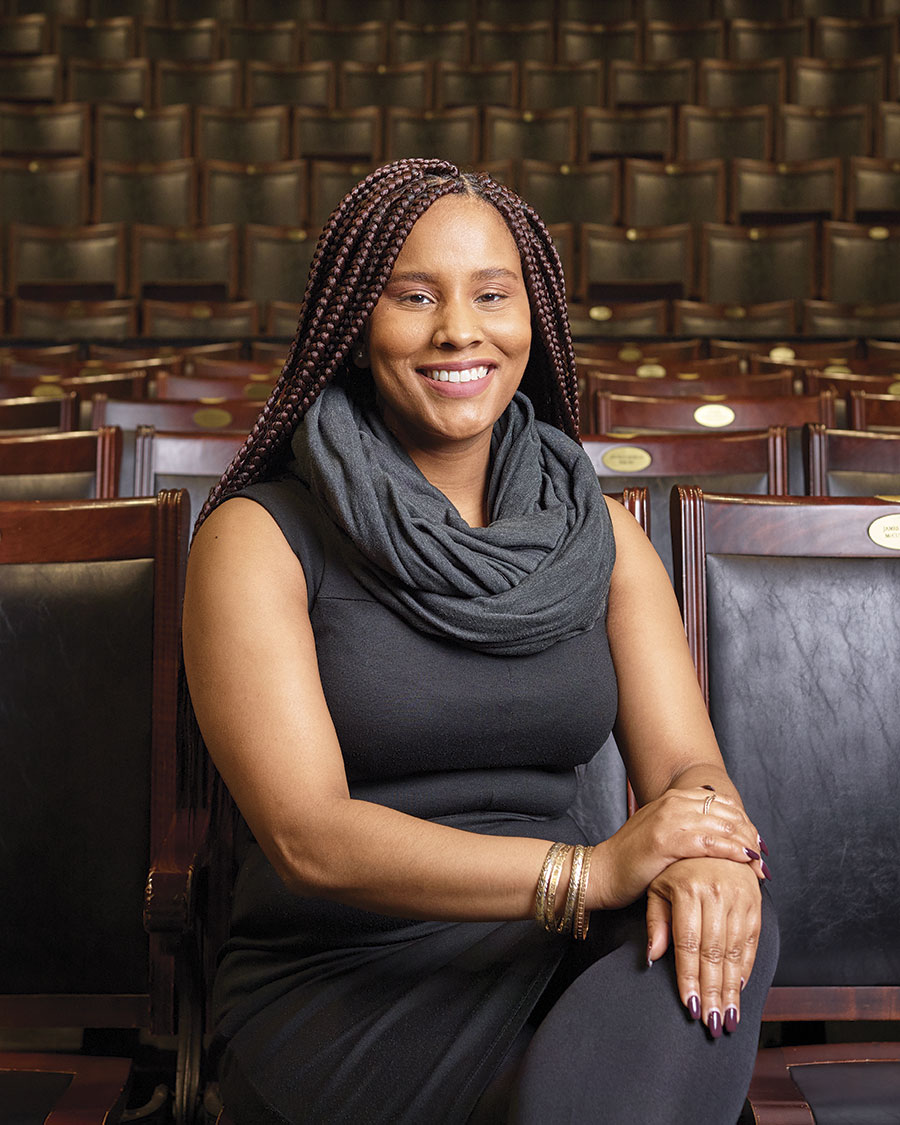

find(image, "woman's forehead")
[392,194,522,274]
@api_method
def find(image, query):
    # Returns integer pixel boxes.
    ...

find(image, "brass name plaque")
[867,513,900,549]
[193,407,233,428]
[601,446,652,473]
[768,346,795,363]
[888,381,900,396]
[636,363,666,378]
[694,404,735,428]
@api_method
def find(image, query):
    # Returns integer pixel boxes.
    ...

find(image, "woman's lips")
[417,363,495,397]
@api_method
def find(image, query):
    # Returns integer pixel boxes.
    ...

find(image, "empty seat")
[0,155,90,226]
[846,156,900,222]
[300,22,388,65]
[642,0,714,17]
[133,425,247,518]
[520,61,605,110]
[293,106,382,163]
[791,56,886,108]
[201,161,307,227]
[307,160,375,230]
[154,60,242,109]
[696,58,786,108]
[482,107,578,163]
[0,101,90,158]
[804,422,900,497]
[65,58,150,106]
[644,20,726,62]
[567,300,670,340]
[247,0,320,16]
[338,61,433,110]
[94,104,190,163]
[0,427,120,500]
[94,159,197,226]
[0,55,62,103]
[0,14,51,56]
[141,299,260,339]
[730,157,842,224]
[171,0,245,18]
[699,221,817,305]
[131,224,238,302]
[728,19,810,61]
[595,389,836,435]
[223,22,301,64]
[822,220,900,304]
[518,160,619,226]
[581,105,674,161]
[623,158,726,226]
[776,104,872,161]
[323,0,400,18]
[876,101,900,158]
[9,221,126,300]
[384,107,479,165]
[390,21,470,65]
[0,393,75,433]
[557,20,640,64]
[558,0,633,16]
[472,21,554,64]
[434,61,517,109]
[579,222,695,305]
[802,299,900,337]
[53,16,135,60]
[194,106,292,163]
[10,298,138,339]
[672,299,797,337]
[813,16,898,60]
[678,105,773,161]
[247,61,336,110]
[608,59,696,108]
[849,390,900,430]
[140,19,220,62]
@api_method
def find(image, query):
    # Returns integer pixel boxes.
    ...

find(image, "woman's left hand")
[645,857,763,1037]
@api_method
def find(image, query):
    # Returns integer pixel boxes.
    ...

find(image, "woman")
[183,159,777,1124]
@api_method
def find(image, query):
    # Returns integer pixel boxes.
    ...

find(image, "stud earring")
[352,346,369,369]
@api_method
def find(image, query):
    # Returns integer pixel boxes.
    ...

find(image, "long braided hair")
[185,158,582,822]
[197,157,580,529]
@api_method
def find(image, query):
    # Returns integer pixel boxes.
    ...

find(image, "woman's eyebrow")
[388,267,520,283]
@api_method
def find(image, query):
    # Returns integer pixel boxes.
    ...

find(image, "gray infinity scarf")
[290,381,615,655]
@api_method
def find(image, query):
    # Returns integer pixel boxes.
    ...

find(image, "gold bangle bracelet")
[555,844,586,935]
[534,842,568,925]
[542,844,572,932]
[573,844,594,941]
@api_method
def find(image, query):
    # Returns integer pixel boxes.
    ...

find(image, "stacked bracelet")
[534,841,594,940]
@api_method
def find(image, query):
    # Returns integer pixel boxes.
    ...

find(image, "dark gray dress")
[212,476,619,1125]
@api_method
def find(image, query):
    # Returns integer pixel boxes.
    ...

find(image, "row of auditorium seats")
[9,14,900,66]
[5,219,900,309]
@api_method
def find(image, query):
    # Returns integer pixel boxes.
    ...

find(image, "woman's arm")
[599,496,766,1034]
[182,497,758,926]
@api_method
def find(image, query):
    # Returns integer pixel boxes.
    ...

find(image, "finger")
[697,899,727,1039]
[669,892,702,1023]
[738,903,762,1008]
[645,889,672,967]
[721,905,751,1034]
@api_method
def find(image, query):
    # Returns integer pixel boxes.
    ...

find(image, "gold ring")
[703,794,716,816]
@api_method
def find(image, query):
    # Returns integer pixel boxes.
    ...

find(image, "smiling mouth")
[419,364,492,384]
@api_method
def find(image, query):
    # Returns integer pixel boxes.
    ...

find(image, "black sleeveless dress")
[212,476,619,1125]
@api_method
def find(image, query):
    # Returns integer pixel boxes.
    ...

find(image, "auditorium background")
[0,2,898,1123]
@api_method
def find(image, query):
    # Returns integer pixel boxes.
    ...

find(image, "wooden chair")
[804,422,900,497]
[671,489,900,1125]
[0,490,204,1125]
[848,390,900,432]
[0,393,76,434]
[0,426,120,500]
[154,371,277,402]
[581,429,787,581]
[594,390,836,435]
[134,425,246,522]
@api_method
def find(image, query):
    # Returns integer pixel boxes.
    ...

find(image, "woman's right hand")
[587,786,765,912]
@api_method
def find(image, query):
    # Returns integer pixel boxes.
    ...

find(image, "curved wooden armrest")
[144,807,211,936]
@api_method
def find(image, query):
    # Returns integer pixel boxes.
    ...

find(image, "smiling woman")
[181,160,777,1125]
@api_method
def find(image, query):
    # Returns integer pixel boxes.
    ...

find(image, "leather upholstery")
[705,554,900,986]
[0,1071,73,1125]
[0,558,153,993]
[827,470,900,498]
[0,470,95,500]
[789,1060,900,1125]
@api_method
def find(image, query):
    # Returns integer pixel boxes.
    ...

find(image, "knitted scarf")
[289,381,614,655]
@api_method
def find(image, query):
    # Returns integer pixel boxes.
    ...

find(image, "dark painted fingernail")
[687,994,701,1020]
[701,784,716,791]
[761,860,773,880]
[744,847,760,861]
[708,1009,722,1038]
[724,1006,739,1033]
[758,835,769,856]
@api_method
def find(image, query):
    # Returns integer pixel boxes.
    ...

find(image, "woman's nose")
[431,298,483,349]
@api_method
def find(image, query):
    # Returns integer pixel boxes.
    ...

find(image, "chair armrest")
[144,807,211,936]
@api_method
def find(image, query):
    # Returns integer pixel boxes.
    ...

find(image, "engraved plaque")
[677,372,699,380]
[636,363,666,378]
[589,305,612,322]
[769,345,795,363]
[888,381,900,396]
[601,446,652,473]
[193,407,233,428]
[867,513,900,550]
[694,403,735,428]
[618,345,643,361]
[32,383,64,398]
[823,364,851,374]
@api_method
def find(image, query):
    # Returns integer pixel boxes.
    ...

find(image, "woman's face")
[363,193,532,457]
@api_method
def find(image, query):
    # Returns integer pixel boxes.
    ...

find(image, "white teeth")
[424,365,490,384]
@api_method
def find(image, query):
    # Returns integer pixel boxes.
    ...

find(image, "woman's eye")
[477,292,505,304]
[401,292,432,305]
